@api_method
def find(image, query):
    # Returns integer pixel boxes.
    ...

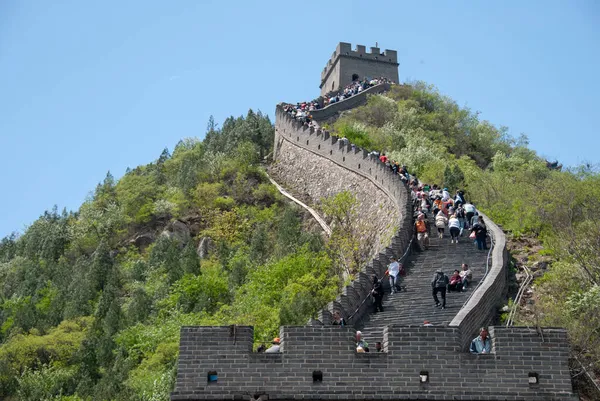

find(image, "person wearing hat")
[415,213,430,251]
[265,337,281,353]
[442,188,450,202]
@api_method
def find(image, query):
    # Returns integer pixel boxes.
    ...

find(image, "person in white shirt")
[435,210,448,238]
[265,337,281,353]
[459,263,473,290]
[463,203,476,228]
[387,257,400,294]
[448,214,461,243]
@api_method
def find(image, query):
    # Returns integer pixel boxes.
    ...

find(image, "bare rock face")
[161,220,191,246]
[130,233,156,249]
[197,237,215,259]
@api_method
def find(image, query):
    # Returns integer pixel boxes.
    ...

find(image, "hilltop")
[0,83,598,400]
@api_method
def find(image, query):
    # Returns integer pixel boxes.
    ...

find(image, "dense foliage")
[0,110,340,400]
[2,83,598,399]
[332,83,600,376]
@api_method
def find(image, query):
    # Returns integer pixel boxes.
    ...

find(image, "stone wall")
[271,105,414,326]
[320,42,399,96]
[310,83,391,123]
[171,325,577,401]
[450,212,510,350]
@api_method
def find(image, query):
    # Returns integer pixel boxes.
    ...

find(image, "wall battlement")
[272,104,413,327]
[321,42,398,80]
[172,325,576,401]
[172,45,576,400]
[319,42,399,96]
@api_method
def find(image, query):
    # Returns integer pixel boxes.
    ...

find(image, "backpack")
[435,273,449,288]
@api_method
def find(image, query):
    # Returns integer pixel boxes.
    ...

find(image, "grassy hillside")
[0,110,340,400]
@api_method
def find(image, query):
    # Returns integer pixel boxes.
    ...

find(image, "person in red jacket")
[447,269,463,292]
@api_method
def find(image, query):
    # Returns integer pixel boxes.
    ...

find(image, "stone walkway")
[358,225,491,344]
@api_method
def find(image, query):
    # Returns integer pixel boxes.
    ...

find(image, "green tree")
[321,191,372,281]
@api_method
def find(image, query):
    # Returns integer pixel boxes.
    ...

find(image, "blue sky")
[1,0,598,237]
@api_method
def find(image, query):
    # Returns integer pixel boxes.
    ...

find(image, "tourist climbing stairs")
[357,219,491,345]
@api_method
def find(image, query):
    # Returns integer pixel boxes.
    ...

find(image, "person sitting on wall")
[375,342,382,352]
[265,337,281,353]
[356,331,370,352]
[447,269,463,292]
[470,327,492,354]
[459,263,473,290]
[332,311,346,326]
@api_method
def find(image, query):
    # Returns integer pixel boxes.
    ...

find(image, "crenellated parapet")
[172,325,577,401]
[273,104,413,327]
[320,42,398,82]
[450,212,510,349]
[172,44,576,400]
[319,42,399,96]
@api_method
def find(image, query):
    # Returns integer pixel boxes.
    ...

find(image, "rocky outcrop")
[129,233,156,249]
[161,220,191,245]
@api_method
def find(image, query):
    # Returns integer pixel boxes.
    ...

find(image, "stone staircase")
[357,223,490,345]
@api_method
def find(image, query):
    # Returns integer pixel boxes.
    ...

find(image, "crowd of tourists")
[281,77,394,125]
[276,90,492,357]
[411,184,488,251]
[323,77,394,106]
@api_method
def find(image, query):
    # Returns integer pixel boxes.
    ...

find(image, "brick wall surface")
[172,326,577,401]
[271,105,414,327]
[450,213,509,350]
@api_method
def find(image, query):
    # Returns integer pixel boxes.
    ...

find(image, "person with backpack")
[471,217,488,250]
[431,270,449,309]
[371,275,384,313]
[455,204,466,236]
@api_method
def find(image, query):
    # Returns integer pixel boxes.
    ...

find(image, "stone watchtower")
[319,42,399,96]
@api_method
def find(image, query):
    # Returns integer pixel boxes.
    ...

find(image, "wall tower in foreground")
[319,42,399,96]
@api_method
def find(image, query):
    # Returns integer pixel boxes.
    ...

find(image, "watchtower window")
[352,73,359,81]
[331,81,335,91]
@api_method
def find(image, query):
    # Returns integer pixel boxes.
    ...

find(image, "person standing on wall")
[471,216,489,251]
[386,257,400,294]
[431,270,449,310]
[415,213,430,251]
[371,275,384,313]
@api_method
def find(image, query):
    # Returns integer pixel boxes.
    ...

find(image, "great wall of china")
[171,43,577,401]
